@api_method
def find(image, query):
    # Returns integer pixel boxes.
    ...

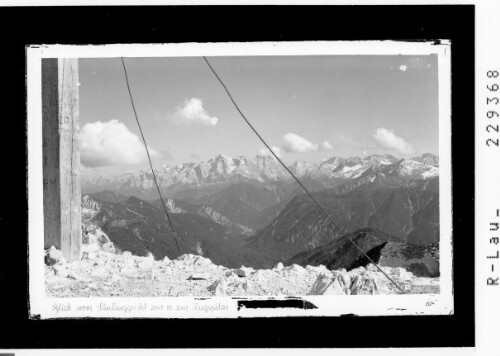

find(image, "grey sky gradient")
[79,55,439,172]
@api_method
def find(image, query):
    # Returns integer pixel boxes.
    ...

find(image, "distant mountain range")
[82,153,439,200]
[80,153,440,272]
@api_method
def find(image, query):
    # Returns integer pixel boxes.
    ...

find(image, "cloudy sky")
[79,55,439,173]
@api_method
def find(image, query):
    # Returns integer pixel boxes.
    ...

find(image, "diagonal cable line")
[120,57,181,254]
[202,56,405,294]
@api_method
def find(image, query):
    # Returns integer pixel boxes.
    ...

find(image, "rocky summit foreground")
[45,228,440,298]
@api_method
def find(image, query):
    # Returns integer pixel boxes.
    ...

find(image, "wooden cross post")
[42,58,82,262]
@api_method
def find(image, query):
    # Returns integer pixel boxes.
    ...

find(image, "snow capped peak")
[411,153,439,167]
[392,157,439,179]
[215,153,232,161]
[311,153,439,181]
[210,154,233,166]
[289,161,318,176]
[233,155,249,165]
[364,154,398,165]
[82,153,440,196]
[321,156,342,165]
[255,154,277,161]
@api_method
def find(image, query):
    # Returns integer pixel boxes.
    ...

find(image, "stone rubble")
[45,226,440,298]
[45,246,65,266]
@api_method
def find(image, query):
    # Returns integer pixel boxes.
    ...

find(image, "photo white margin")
[27,40,453,319]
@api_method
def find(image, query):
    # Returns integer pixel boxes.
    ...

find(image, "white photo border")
[27,40,453,319]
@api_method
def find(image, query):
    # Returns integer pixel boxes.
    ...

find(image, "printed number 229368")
[486,70,499,147]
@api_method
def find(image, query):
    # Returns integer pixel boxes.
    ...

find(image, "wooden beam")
[42,58,82,262]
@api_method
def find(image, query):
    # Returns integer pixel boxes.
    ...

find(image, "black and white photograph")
[27,41,453,318]
[3,1,496,353]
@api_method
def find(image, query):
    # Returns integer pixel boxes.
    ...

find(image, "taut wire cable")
[120,57,181,254]
[202,56,405,294]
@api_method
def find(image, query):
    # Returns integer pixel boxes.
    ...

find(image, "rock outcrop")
[286,228,439,277]
[45,225,440,298]
[45,246,65,266]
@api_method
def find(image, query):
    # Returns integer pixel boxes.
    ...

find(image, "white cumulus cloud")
[259,146,282,158]
[80,119,159,167]
[374,128,416,155]
[281,133,333,153]
[282,133,319,153]
[321,141,333,150]
[173,98,218,126]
